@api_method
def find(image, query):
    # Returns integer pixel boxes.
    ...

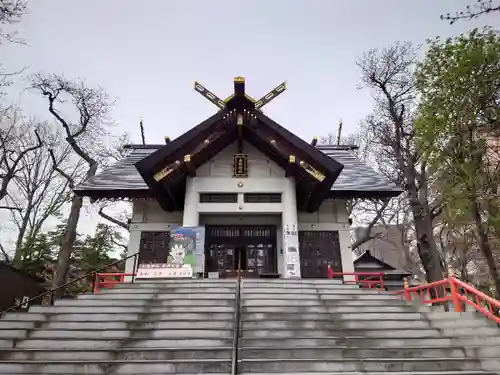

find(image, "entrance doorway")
[205,226,277,278]
[299,230,342,278]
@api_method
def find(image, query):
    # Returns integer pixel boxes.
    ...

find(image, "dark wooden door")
[205,226,277,277]
[299,231,342,278]
[138,231,170,265]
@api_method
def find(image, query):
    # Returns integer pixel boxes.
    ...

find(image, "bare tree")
[0,108,43,208]
[30,73,113,292]
[0,0,27,43]
[6,126,85,265]
[441,0,500,24]
[357,42,445,283]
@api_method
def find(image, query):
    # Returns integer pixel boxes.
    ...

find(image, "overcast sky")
[1,0,498,250]
[3,0,498,143]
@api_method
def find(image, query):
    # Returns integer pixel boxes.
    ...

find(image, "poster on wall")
[136,226,206,279]
[283,224,301,278]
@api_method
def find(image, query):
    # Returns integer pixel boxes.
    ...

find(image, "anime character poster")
[136,226,205,279]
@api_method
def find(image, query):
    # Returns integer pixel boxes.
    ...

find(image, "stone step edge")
[2,327,235,332]
[0,357,480,364]
[239,372,496,375]
[8,335,489,341]
[0,345,477,352]
[0,346,233,352]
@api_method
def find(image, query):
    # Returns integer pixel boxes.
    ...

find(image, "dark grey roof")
[74,148,152,193]
[317,145,402,195]
[74,144,402,197]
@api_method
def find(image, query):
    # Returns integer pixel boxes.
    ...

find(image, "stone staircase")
[0,279,237,374]
[0,278,498,374]
[238,279,500,375]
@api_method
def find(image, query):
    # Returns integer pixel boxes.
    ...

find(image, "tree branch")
[98,207,129,231]
[0,242,10,263]
[351,199,390,250]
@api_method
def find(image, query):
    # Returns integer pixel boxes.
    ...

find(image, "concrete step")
[242,293,320,299]
[242,306,328,313]
[0,329,27,339]
[0,321,37,329]
[243,287,372,294]
[240,372,496,375]
[27,328,233,339]
[23,312,234,322]
[0,339,13,348]
[318,299,410,306]
[16,338,233,349]
[241,305,421,314]
[97,287,236,294]
[0,359,232,374]
[239,328,442,339]
[0,313,46,322]
[0,347,232,361]
[239,336,458,348]
[317,293,402,300]
[80,293,236,300]
[327,305,417,313]
[118,282,236,289]
[41,320,233,330]
[430,319,498,328]
[30,305,234,313]
[240,319,432,330]
[242,300,323,307]
[242,311,425,321]
[241,288,319,294]
[239,358,481,373]
[239,345,474,359]
[335,312,425,320]
[55,299,235,307]
[441,326,500,337]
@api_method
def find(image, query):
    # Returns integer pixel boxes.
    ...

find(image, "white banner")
[283,224,301,278]
[136,264,193,279]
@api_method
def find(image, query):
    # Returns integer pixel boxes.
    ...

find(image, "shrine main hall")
[74,77,401,280]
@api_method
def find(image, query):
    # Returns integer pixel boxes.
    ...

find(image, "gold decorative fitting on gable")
[153,167,173,182]
[234,76,245,83]
[299,161,325,182]
[289,155,296,163]
[184,154,191,163]
[237,114,244,125]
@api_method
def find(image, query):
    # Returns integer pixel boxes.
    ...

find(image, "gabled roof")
[74,78,402,207]
[74,145,402,201]
[134,79,345,212]
[353,250,396,270]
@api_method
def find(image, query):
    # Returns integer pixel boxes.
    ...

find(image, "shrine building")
[74,77,402,280]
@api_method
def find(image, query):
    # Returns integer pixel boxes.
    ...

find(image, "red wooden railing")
[395,276,500,324]
[93,273,135,293]
[327,266,385,290]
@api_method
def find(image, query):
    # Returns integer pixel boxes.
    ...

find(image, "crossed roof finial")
[193,77,287,112]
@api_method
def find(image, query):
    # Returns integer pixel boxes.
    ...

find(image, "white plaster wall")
[196,141,285,178]
[124,199,183,280]
[298,199,355,281]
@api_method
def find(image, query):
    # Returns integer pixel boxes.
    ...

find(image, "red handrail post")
[327,264,333,279]
[403,277,410,301]
[448,277,463,312]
